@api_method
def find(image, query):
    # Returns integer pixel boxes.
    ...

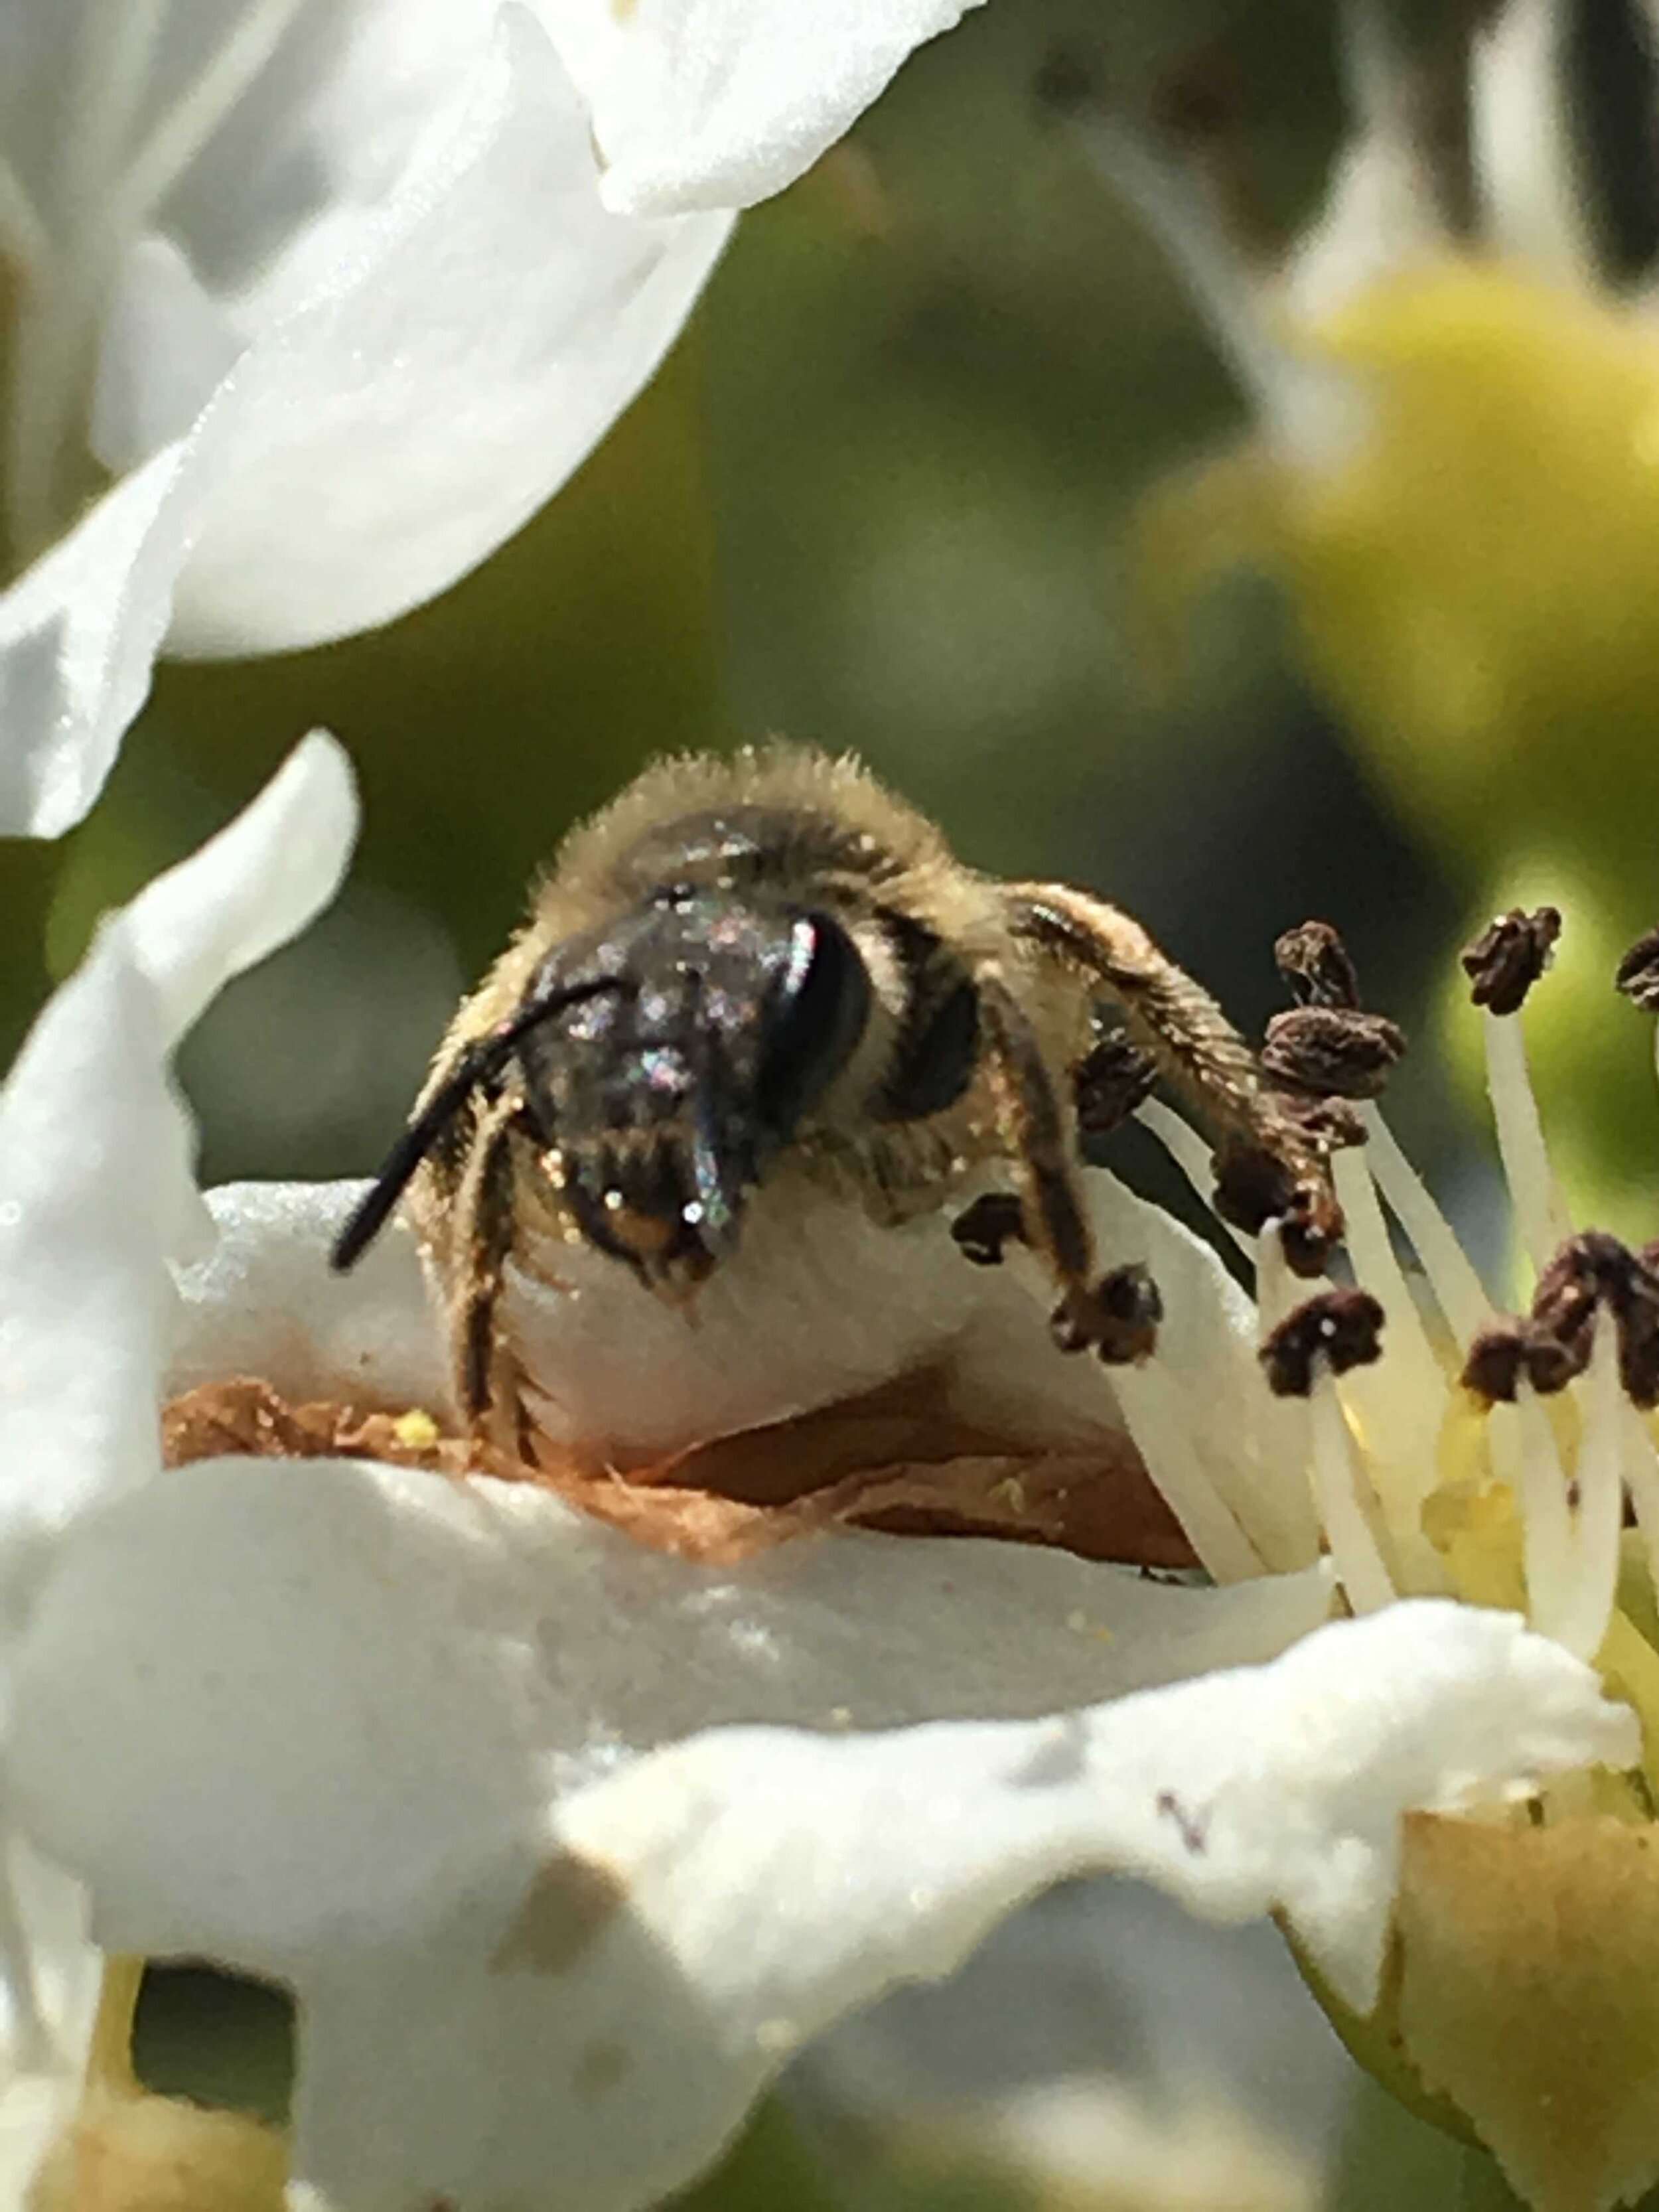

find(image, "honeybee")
[333,748,1335,1453]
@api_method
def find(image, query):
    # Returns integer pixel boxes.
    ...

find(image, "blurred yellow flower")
[1066,0,1659,1227]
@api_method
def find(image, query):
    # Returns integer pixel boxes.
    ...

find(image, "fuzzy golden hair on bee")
[332,745,1340,1449]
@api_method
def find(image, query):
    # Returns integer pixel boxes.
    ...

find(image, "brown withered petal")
[1259,1290,1385,1397]
[1074,1031,1157,1137]
[1260,1007,1407,1100]
[1273,920,1362,1009]
[1615,926,1659,1013]
[163,1374,1199,1572]
[1461,907,1561,1016]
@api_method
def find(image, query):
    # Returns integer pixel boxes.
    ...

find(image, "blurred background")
[46,0,1659,2203]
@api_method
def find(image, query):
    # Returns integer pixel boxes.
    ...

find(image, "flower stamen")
[1036,50,1360,469]
[1109,1359,1266,1582]
[1260,1290,1396,1613]
[1462,908,1572,1278]
[1355,1103,1493,1347]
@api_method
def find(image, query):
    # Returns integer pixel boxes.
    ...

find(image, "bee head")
[511,887,873,1280]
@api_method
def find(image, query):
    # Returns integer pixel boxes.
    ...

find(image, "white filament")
[1357,1104,1493,1348]
[1622,1402,1659,1602]
[1514,1386,1579,1642]
[1110,1362,1266,1582]
[1482,1008,1573,1282]
[1135,1099,1253,1261]
[1331,1146,1445,1556]
[1515,1317,1623,1662]
[1470,0,1598,283]
[1307,1366,1397,1614]
[1063,111,1359,470]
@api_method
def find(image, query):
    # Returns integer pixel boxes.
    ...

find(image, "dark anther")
[1619,1290,1659,1411]
[1271,1093,1368,1154]
[1273,921,1361,1010]
[1460,1321,1581,1402]
[1034,46,1098,114]
[1094,1262,1164,1363]
[951,1193,1026,1268]
[1211,1140,1342,1278]
[1074,1033,1157,1138]
[1461,1323,1529,1404]
[1528,1229,1659,1407]
[1615,928,1659,1013]
[1461,907,1562,1016]
[1050,1263,1164,1364]
[1212,1140,1295,1236]
[1260,1007,1407,1101]
[1260,1289,1385,1398]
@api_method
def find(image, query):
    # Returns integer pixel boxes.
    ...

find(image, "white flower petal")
[166,9,732,654]
[0,1835,100,2207]
[280,1602,1630,2212]
[2,1451,1331,1964]
[535,0,983,216]
[494,1153,1266,1480]
[0,735,356,1595]
[0,447,185,838]
[0,4,728,832]
[168,1181,449,1414]
[92,236,246,471]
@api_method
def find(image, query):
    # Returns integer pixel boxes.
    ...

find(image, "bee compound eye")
[755,911,873,1139]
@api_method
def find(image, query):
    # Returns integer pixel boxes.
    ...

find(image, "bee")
[332,748,1336,1455]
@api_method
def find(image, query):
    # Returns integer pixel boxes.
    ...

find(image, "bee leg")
[975,970,1153,1361]
[449,1093,522,1445]
[950,1192,1027,1265]
[1001,883,1340,1269]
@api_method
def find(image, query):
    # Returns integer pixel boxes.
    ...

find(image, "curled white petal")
[167,9,733,654]
[0,447,186,838]
[2,1450,1331,1964]
[295,1601,1626,2212]
[169,1181,449,1414]
[536,0,984,216]
[0,5,729,834]
[0,735,356,1593]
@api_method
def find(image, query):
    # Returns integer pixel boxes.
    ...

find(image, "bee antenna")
[329,976,630,1272]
